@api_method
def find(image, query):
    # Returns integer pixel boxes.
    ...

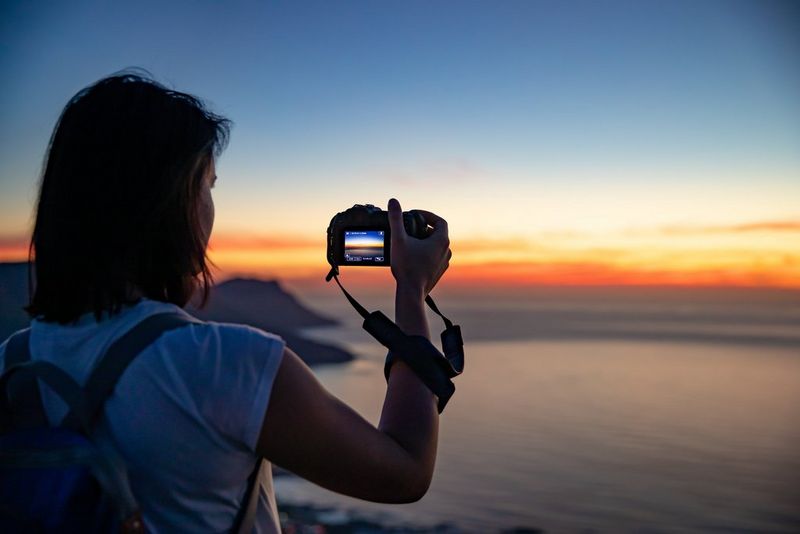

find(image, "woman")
[0,73,451,532]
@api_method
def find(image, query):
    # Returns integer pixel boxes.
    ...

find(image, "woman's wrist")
[394,283,430,338]
[395,282,426,303]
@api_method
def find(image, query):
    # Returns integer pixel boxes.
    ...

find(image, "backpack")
[0,312,266,533]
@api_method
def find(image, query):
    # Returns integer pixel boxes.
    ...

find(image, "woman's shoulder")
[2,299,286,372]
[175,314,284,350]
[142,305,287,449]
[151,303,285,362]
[116,298,284,347]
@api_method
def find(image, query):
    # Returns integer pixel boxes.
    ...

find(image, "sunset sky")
[1,1,798,290]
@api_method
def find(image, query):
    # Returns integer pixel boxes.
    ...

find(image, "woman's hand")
[257,200,451,504]
[387,198,451,297]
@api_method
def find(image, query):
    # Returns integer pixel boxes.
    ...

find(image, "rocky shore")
[277,501,543,534]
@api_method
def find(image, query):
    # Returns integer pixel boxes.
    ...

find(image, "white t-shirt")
[0,299,285,533]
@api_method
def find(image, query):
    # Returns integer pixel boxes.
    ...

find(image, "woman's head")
[27,71,231,323]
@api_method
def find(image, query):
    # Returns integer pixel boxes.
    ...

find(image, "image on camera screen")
[344,230,385,263]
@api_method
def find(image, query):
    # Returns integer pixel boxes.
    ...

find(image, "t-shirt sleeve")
[163,322,286,452]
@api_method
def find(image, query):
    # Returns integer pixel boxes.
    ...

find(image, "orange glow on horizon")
[0,236,29,261]
[202,224,800,289]
[207,260,800,290]
[2,220,798,289]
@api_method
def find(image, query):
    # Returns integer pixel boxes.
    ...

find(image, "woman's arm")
[255,199,450,503]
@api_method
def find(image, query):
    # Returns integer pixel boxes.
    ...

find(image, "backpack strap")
[234,459,267,534]
[0,360,142,527]
[62,312,200,430]
[4,329,32,368]
[4,311,265,532]
[2,329,47,429]
[60,310,265,533]
[0,360,92,433]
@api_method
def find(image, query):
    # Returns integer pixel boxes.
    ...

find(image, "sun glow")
[3,222,798,290]
[195,220,800,289]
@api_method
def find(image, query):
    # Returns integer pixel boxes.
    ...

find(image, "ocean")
[276,287,800,533]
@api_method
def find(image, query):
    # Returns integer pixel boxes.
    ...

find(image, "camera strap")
[326,267,464,413]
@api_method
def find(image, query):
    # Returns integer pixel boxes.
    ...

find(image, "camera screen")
[344,230,385,263]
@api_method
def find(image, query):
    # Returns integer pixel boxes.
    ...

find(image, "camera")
[327,204,428,268]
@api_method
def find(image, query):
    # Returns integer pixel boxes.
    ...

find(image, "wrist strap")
[326,267,464,413]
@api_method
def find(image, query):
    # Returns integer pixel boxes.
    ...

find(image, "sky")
[1,0,799,290]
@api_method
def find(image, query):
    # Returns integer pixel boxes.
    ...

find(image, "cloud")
[0,235,29,260]
[659,220,800,235]
[0,235,29,248]
[209,233,547,256]
[453,237,543,254]
[440,260,800,289]
[367,158,488,186]
[208,233,320,251]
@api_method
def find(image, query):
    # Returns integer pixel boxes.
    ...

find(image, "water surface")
[276,289,800,532]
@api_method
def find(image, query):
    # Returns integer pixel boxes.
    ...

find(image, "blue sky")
[1,0,798,244]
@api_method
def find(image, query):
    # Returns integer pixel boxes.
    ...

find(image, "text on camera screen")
[344,230,385,263]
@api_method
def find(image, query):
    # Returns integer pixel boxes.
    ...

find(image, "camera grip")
[402,210,429,239]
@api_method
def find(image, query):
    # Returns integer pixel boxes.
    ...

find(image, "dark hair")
[26,71,231,323]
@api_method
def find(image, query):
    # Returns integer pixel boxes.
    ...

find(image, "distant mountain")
[189,277,336,332]
[0,262,352,365]
[189,277,352,365]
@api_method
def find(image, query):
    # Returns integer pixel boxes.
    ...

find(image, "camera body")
[327,204,428,268]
